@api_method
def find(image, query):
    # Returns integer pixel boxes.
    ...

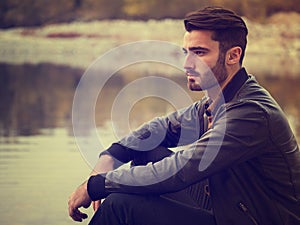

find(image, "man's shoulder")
[231,75,278,108]
[222,77,285,123]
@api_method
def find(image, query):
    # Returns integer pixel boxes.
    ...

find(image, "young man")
[68,7,300,225]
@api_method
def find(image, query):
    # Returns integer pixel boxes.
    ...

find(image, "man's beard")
[187,52,227,91]
[211,52,227,85]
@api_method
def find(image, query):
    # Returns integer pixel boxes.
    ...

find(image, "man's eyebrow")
[182,46,210,53]
[188,46,210,52]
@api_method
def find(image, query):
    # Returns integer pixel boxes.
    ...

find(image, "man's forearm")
[90,154,115,176]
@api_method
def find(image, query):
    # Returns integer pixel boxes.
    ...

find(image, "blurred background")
[0,1,299,225]
[1,0,300,27]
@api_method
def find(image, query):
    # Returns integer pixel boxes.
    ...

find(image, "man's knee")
[89,194,130,225]
[101,193,132,212]
[102,193,124,207]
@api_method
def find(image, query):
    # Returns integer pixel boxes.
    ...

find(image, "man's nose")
[183,53,195,71]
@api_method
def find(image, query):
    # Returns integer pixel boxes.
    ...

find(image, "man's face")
[183,30,228,91]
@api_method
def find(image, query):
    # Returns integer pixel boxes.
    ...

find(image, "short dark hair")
[184,7,248,64]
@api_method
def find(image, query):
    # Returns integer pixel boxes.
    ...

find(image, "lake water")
[0,60,300,225]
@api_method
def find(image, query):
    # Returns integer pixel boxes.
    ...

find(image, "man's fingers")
[69,207,88,222]
[68,196,88,222]
[92,201,96,211]
[69,207,81,222]
[92,200,101,211]
[83,200,91,209]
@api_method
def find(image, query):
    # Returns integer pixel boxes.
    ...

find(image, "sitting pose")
[68,7,300,225]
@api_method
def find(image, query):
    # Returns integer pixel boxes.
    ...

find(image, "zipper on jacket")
[238,202,259,225]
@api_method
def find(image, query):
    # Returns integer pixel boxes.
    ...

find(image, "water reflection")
[0,62,300,140]
[0,63,82,137]
[0,62,299,140]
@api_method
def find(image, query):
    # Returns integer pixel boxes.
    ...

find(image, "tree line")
[0,0,299,28]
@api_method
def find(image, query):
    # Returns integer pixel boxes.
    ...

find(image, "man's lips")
[187,74,196,82]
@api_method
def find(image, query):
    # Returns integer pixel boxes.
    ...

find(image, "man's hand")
[68,154,114,220]
[68,181,92,222]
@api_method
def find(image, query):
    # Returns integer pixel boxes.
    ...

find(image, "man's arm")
[90,154,114,211]
[91,154,115,175]
[86,101,270,200]
[106,100,204,160]
[68,100,204,221]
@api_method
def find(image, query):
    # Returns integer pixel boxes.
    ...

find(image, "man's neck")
[207,66,241,102]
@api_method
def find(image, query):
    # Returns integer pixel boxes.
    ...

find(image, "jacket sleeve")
[93,101,270,197]
[100,100,205,164]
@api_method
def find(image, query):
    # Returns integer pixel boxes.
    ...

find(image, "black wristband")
[100,143,132,163]
[87,174,107,201]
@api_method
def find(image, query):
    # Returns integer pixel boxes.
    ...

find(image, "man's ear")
[226,46,242,65]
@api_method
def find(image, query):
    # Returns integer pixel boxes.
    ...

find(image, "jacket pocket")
[238,202,259,225]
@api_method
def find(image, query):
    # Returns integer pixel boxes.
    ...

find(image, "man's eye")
[194,51,205,56]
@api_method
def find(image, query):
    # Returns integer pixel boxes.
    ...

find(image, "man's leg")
[89,193,216,225]
[88,146,214,224]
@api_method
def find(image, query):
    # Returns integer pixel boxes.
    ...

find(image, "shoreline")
[0,14,299,75]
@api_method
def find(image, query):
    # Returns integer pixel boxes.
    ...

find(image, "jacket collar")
[205,68,248,118]
[222,67,248,103]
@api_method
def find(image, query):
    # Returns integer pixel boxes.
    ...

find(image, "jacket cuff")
[87,174,107,201]
[100,143,132,163]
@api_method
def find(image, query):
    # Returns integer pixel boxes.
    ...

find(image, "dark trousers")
[89,147,216,225]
